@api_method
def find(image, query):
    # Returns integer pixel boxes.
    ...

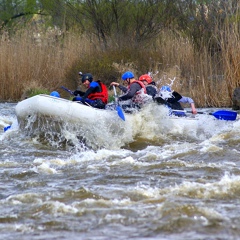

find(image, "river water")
[1,102,240,240]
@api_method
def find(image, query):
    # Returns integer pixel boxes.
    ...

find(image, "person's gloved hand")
[73,90,81,96]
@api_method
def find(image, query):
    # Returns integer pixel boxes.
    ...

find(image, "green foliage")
[27,88,50,97]
[108,94,115,103]
[0,0,40,31]
[1,0,240,54]
[65,51,121,88]
[78,0,171,48]
[1,0,240,106]
[65,46,165,89]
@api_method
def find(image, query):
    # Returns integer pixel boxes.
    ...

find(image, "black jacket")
[155,91,184,110]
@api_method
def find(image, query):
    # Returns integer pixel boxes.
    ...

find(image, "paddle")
[61,86,91,104]
[113,86,125,121]
[155,96,237,121]
[61,86,74,95]
[187,110,237,121]
[4,125,11,132]
[172,109,237,121]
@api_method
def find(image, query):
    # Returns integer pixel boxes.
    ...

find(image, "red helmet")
[139,74,152,84]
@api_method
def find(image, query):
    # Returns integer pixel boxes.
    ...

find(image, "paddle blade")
[116,105,125,121]
[4,125,11,132]
[212,110,237,121]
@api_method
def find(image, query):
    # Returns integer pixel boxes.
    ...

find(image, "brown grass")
[0,25,239,108]
[0,28,93,101]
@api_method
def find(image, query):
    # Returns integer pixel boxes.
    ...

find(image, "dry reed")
[0,25,239,108]
[0,28,94,101]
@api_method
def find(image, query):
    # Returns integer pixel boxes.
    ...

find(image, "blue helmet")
[160,86,171,92]
[50,91,60,98]
[122,71,134,80]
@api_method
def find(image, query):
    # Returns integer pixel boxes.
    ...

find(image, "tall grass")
[0,28,93,101]
[0,25,239,107]
[221,23,240,99]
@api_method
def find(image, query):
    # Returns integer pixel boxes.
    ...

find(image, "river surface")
[1,102,240,240]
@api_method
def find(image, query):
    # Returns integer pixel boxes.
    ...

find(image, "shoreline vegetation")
[0,1,239,108]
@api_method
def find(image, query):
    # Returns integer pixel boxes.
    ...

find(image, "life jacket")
[88,81,108,104]
[128,80,147,93]
[128,80,152,105]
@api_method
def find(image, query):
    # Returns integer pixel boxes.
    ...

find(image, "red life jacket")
[128,80,147,94]
[88,81,108,104]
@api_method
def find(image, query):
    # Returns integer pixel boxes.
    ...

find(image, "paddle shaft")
[61,86,74,95]
[113,86,117,99]
[113,85,125,121]
[186,111,212,115]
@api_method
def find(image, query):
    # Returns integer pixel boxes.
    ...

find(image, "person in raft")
[110,71,152,111]
[138,74,158,98]
[154,85,197,115]
[73,72,108,109]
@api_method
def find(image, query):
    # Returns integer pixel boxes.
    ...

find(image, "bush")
[22,88,50,99]
[65,47,164,89]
